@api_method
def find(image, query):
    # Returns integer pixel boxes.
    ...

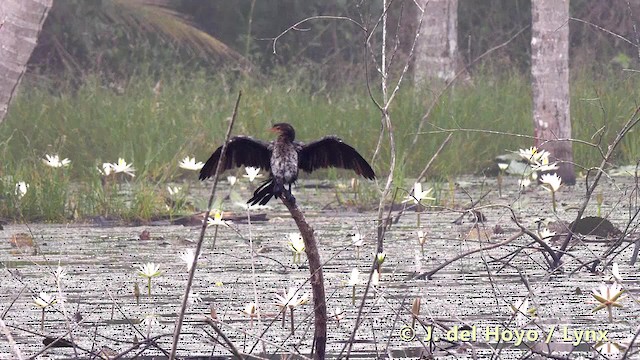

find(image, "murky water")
[1,176,639,359]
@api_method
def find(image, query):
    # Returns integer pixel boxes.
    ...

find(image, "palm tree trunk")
[531,0,576,184]
[0,0,53,124]
[414,0,459,84]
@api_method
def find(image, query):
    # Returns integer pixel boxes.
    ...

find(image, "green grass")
[1,69,639,221]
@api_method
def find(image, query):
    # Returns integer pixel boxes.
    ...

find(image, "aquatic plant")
[178,156,204,171]
[591,282,624,322]
[33,292,56,331]
[137,263,162,297]
[540,173,562,212]
[207,209,231,249]
[273,287,309,334]
[287,232,305,264]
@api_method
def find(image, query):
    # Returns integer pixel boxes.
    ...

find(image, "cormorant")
[199,123,375,205]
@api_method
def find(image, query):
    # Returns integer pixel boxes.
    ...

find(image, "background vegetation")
[1,0,639,221]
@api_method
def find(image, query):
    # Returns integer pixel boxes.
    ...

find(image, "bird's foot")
[283,189,296,204]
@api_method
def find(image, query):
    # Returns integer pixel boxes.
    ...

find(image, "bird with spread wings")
[199,123,375,205]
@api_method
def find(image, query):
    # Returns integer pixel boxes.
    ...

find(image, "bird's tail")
[248,178,277,206]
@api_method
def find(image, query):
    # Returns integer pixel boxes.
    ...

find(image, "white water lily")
[274,287,309,310]
[15,181,28,198]
[540,173,562,212]
[137,263,161,278]
[43,154,71,168]
[530,150,559,172]
[179,156,204,171]
[348,269,360,287]
[34,292,56,331]
[518,146,558,174]
[111,158,136,177]
[531,161,559,173]
[371,270,381,287]
[540,173,562,192]
[137,262,162,296]
[99,162,113,176]
[206,210,231,250]
[351,233,364,258]
[288,233,305,264]
[242,302,259,327]
[596,342,621,356]
[33,292,56,309]
[180,249,198,272]
[288,233,305,252]
[243,166,263,182]
[351,233,364,247]
[508,298,532,327]
[592,282,625,322]
[207,210,231,228]
[243,302,257,316]
[518,146,548,164]
[403,182,435,204]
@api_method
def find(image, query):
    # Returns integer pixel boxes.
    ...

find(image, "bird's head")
[271,123,296,141]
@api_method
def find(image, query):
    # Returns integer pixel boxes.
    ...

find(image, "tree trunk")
[531,0,576,185]
[0,0,53,124]
[414,0,459,84]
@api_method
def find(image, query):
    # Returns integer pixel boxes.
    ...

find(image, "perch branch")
[280,191,327,360]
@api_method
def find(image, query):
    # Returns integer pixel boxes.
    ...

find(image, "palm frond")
[110,0,250,68]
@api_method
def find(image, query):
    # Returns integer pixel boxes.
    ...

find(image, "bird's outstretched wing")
[199,136,271,180]
[298,136,375,179]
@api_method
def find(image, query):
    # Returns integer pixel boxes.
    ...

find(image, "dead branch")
[554,107,640,268]
[417,230,525,280]
[280,191,327,360]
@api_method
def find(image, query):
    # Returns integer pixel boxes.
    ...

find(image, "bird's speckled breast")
[271,141,299,183]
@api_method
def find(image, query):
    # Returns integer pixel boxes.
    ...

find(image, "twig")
[416,230,524,280]
[269,16,365,55]
[204,318,243,359]
[207,317,312,359]
[417,132,453,182]
[554,107,640,268]
[1,284,26,319]
[0,318,23,360]
[569,17,637,47]
[168,91,242,360]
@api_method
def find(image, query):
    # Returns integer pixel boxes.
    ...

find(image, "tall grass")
[0,68,639,220]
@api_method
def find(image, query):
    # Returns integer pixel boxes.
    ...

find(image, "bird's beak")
[270,126,279,133]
